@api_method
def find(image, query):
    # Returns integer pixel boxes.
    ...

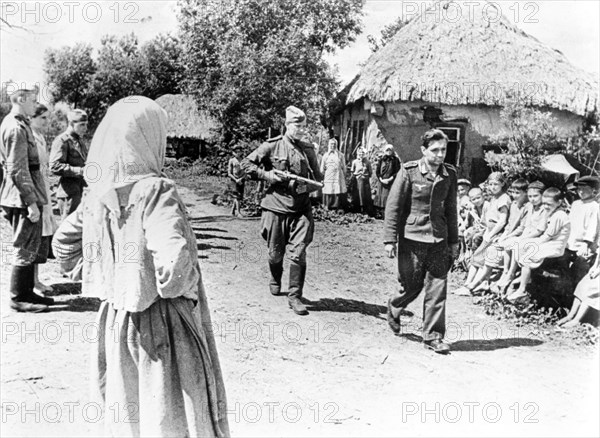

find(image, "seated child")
[558,221,600,328]
[507,187,571,304]
[455,172,510,296]
[566,176,600,285]
[492,181,548,295]
[463,186,489,251]
[466,178,529,293]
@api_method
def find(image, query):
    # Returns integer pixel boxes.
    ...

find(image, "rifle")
[273,169,323,194]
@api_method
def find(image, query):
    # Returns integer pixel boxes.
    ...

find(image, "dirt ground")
[1,185,599,437]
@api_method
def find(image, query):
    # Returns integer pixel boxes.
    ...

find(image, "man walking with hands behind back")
[241,106,322,316]
[383,129,459,354]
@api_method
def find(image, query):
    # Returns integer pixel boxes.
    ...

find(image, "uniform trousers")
[2,206,47,265]
[389,238,450,341]
[260,209,314,298]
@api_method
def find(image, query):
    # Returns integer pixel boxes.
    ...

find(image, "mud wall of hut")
[335,100,584,182]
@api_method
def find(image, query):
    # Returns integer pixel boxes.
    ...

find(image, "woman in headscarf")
[350,148,373,215]
[52,96,229,438]
[320,138,347,210]
[374,144,401,216]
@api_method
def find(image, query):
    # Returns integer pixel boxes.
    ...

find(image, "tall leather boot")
[268,262,283,296]
[9,265,49,313]
[288,261,308,315]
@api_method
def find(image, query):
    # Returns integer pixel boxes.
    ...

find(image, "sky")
[1,0,599,97]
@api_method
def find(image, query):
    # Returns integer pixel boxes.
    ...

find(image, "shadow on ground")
[398,332,544,351]
[303,297,386,318]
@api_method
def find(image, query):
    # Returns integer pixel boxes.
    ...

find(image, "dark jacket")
[49,128,88,198]
[383,158,458,245]
[241,134,322,215]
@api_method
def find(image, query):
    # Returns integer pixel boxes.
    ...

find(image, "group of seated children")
[454,173,600,327]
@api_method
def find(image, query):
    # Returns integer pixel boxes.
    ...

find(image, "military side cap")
[457,178,472,186]
[574,176,600,190]
[285,106,306,124]
[4,81,39,96]
[68,109,88,123]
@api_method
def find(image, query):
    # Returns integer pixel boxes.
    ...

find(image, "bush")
[484,99,567,181]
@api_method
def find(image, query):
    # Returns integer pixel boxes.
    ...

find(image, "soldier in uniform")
[50,109,88,220]
[0,83,55,312]
[241,106,322,315]
[383,129,459,354]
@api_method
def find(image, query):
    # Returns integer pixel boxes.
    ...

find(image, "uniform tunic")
[49,127,88,218]
[383,158,458,341]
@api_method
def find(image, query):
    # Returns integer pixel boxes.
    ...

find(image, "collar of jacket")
[66,126,80,140]
[13,113,31,125]
[418,157,448,177]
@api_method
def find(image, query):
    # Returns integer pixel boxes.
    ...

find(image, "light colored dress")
[471,193,511,268]
[320,150,346,195]
[517,209,571,269]
[52,97,229,438]
[32,130,58,237]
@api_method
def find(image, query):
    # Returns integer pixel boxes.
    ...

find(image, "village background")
[1,1,600,437]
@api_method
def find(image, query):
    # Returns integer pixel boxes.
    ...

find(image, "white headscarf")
[85,96,168,215]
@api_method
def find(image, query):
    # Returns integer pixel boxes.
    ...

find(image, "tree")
[139,34,185,98]
[44,33,184,129]
[484,100,567,181]
[178,0,364,142]
[43,43,96,109]
[367,16,409,53]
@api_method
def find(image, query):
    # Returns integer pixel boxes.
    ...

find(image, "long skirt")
[91,297,230,437]
[375,183,392,208]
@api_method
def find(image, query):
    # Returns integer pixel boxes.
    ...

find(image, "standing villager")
[309,141,323,206]
[350,148,373,215]
[375,143,401,215]
[0,84,55,312]
[49,109,88,220]
[227,145,245,217]
[383,129,459,354]
[320,138,347,210]
[30,103,59,294]
[51,96,229,437]
[241,106,322,316]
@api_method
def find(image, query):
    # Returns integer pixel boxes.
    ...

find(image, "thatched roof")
[347,1,599,116]
[155,94,219,140]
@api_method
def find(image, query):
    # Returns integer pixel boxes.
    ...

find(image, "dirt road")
[1,186,599,437]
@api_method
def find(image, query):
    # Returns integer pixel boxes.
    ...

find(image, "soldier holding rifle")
[241,106,322,315]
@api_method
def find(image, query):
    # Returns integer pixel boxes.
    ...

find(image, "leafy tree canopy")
[44,33,184,129]
[178,0,364,142]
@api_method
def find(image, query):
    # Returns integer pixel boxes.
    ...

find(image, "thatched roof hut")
[334,0,599,183]
[155,94,219,159]
[155,94,219,140]
[347,1,598,116]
